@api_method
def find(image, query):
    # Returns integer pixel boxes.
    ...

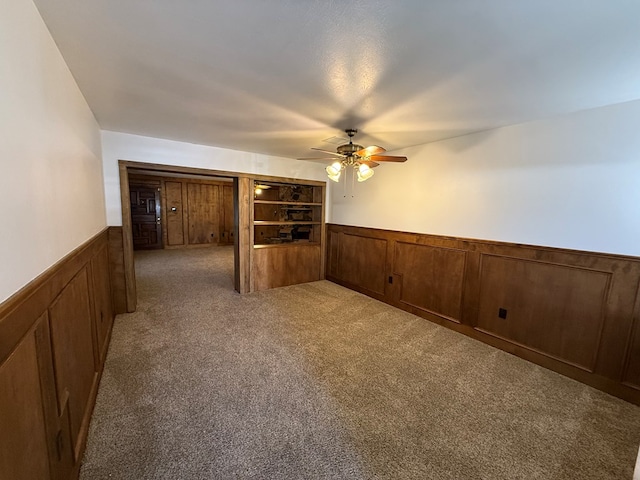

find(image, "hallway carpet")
[80,247,640,479]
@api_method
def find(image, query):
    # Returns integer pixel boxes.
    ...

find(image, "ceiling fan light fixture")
[326,162,342,175]
[326,162,342,182]
[327,171,341,182]
[254,183,272,195]
[356,163,374,182]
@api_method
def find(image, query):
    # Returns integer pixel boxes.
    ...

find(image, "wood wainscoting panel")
[90,244,114,363]
[48,267,99,461]
[252,245,321,291]
[622,286,640,389]
[327,229,339,279]
[394,241,466,322]
[336,233,387,296]
[0,321,51,480]
[0,228,116,479]
[326,223,640,405]
[108,226,127,315]
[187,183,220,244]
[624,327,640,389]
[165,181,185,246]
[476,255,610,371]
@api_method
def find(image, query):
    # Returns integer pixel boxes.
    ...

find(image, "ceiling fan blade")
[311,147,345,157]
[355,145,386,157]
[359,160,380,168]
[369,155,408,163]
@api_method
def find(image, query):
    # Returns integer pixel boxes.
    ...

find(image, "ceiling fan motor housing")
[337,142,364,156]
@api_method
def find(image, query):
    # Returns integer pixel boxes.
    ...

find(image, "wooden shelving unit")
[250,179,325,291]
[252,182,324,247]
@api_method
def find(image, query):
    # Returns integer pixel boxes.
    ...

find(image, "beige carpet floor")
[80,246,640,479]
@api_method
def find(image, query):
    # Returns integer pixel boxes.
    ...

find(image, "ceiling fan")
[298,129,407,183]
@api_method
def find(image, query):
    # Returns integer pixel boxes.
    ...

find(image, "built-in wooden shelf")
[253,242,320,249]
[253,221,322,226]
[254,200,322,206]
[251,179,326,290]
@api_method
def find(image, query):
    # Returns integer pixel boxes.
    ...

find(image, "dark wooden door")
[130,185,162,249]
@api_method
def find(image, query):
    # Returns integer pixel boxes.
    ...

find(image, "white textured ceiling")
[33,0,640,159]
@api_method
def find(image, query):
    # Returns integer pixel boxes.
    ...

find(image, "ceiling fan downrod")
[337,129,363,158]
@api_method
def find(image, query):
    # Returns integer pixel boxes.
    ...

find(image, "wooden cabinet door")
[130,185,162,249]
[91,245,114,363]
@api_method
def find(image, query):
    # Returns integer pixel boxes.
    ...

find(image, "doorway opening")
[118,160,245,312]
[128,171,234,251]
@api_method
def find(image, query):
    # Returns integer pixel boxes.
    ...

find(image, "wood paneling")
[623,286,640,389]
[254,203,279,222]
[326,223,640,405]
[36,312,75,480]
[327,229,339,279]
[249,180,325,292]
[252,245,321,291]
[187,183,219,244]
[394,242,466,322]
[316,186,326,278]
[165,181,184,246]
[108,227,127,315]
[0,323,51,480]
[0,228,115,480]
[237,177,250,294]
[476,255,610,370]
[221,184,234,245]
[130,174,234,249]
[49,268,99,460]
[91,244,114,362]
[334,233,387,296]
[119,162,137,312]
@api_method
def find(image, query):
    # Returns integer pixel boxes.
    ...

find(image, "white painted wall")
[102,130,329,225]
[331,100,640,257]
[0,0,106,303]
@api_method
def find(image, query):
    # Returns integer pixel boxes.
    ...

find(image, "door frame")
[118,160,251,311]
